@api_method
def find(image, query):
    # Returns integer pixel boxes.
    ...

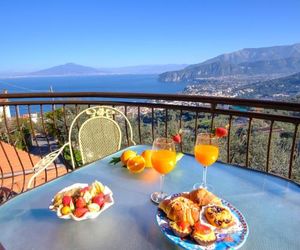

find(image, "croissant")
[158,198,171,214]
[159,196,200,226]
[188,188,221,207]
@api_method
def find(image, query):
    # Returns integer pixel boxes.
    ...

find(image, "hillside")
[235,72,300,99]
[159,43,300,82]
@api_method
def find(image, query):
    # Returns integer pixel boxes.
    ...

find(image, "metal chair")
[27,106,136,189]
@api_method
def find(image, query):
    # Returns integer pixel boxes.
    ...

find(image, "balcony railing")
[0,92,299,204]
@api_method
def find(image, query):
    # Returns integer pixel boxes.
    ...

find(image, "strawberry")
[194,222,211,234]
[80,187,90,196]
[96,192,104,199]
[75,197,86,208]
[172,134,181,143]
[92,194,105,207]
[215,127,228,138]
[74,207,89,218]
[62,195,72,206]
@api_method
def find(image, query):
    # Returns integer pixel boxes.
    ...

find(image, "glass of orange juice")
[193,133,219,190]
[150,137,176,204]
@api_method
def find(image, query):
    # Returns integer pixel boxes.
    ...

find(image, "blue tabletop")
[0,145,299,250]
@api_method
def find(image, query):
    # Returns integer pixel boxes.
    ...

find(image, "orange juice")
[151,149,177,174]
[194,144,219,167]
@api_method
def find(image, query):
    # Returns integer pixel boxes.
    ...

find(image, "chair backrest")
[68,106,135,168]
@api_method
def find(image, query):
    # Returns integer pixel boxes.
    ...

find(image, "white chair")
[27,106,136,189]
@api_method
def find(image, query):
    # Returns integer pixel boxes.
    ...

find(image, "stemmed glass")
[193,133,219,190]
[150,137,177,204]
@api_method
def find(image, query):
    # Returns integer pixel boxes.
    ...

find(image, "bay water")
[0,74,186,94]
[0,74,188,115]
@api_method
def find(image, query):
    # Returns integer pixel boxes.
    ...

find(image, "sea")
[0,74,188,115]
[0,74,186,94]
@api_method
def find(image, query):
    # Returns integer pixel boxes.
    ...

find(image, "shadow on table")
[129,203,181,250]
[0,208,58,223]
[29,208,58,220]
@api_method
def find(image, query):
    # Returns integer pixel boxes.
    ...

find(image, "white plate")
[49,183,114,221]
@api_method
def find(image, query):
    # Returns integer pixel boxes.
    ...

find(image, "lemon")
[61,206,72,215]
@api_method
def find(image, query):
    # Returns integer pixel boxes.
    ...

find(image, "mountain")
[103,64,188,74]
[235,72,300,99]
[27,63,187,76]
[159,43,300,82]
[29,63,105,76]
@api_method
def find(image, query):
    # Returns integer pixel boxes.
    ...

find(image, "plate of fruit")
[157,189,248,250]
[49,180,114,221]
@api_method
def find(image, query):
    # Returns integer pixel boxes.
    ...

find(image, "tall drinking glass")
[193,133,219,190]
[150,137,176,204]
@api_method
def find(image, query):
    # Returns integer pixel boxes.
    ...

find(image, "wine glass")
[193,133,219,190]
[150,137,177,204]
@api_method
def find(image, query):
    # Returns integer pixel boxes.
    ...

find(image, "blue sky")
[0,0,300,72]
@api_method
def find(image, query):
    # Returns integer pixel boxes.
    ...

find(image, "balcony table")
[0,145,299,250]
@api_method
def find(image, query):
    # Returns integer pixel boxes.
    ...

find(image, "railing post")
[227,115,233,163]
[266,120,274,173]
[151,107,155,142]
[124,105,129,146]
[194,111,199,145]
[245,118,252,168]
[288,123,299,179]
[210,103,217,132]
[179,109,183,152]
[138,106,142,144]
[165,109,168,138]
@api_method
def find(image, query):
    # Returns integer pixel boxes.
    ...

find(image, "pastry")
[192,222,216,246]
[188,188,221,207]
[205,205,234,228]
[159,196,200,225]
[158,198,171,214]
[169,221,192,237]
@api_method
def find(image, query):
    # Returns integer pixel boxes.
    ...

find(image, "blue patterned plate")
[156,193,249,250]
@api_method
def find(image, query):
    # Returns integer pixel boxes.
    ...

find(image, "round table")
[0,145,299,250]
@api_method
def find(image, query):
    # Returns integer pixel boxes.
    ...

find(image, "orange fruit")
[141,150,153,168]
[127,155,146,173]
[120,150,137,165]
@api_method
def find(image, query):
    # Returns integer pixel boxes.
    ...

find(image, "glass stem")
[202,166,208,189]
[160,174,165,197]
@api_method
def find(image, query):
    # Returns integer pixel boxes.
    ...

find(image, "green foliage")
[0,118,32,150]
[44,106,83,168]
[45,108,66,144]
[62,145,82,169]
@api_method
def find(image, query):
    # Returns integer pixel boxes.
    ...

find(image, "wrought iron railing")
[0,92,299,204]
